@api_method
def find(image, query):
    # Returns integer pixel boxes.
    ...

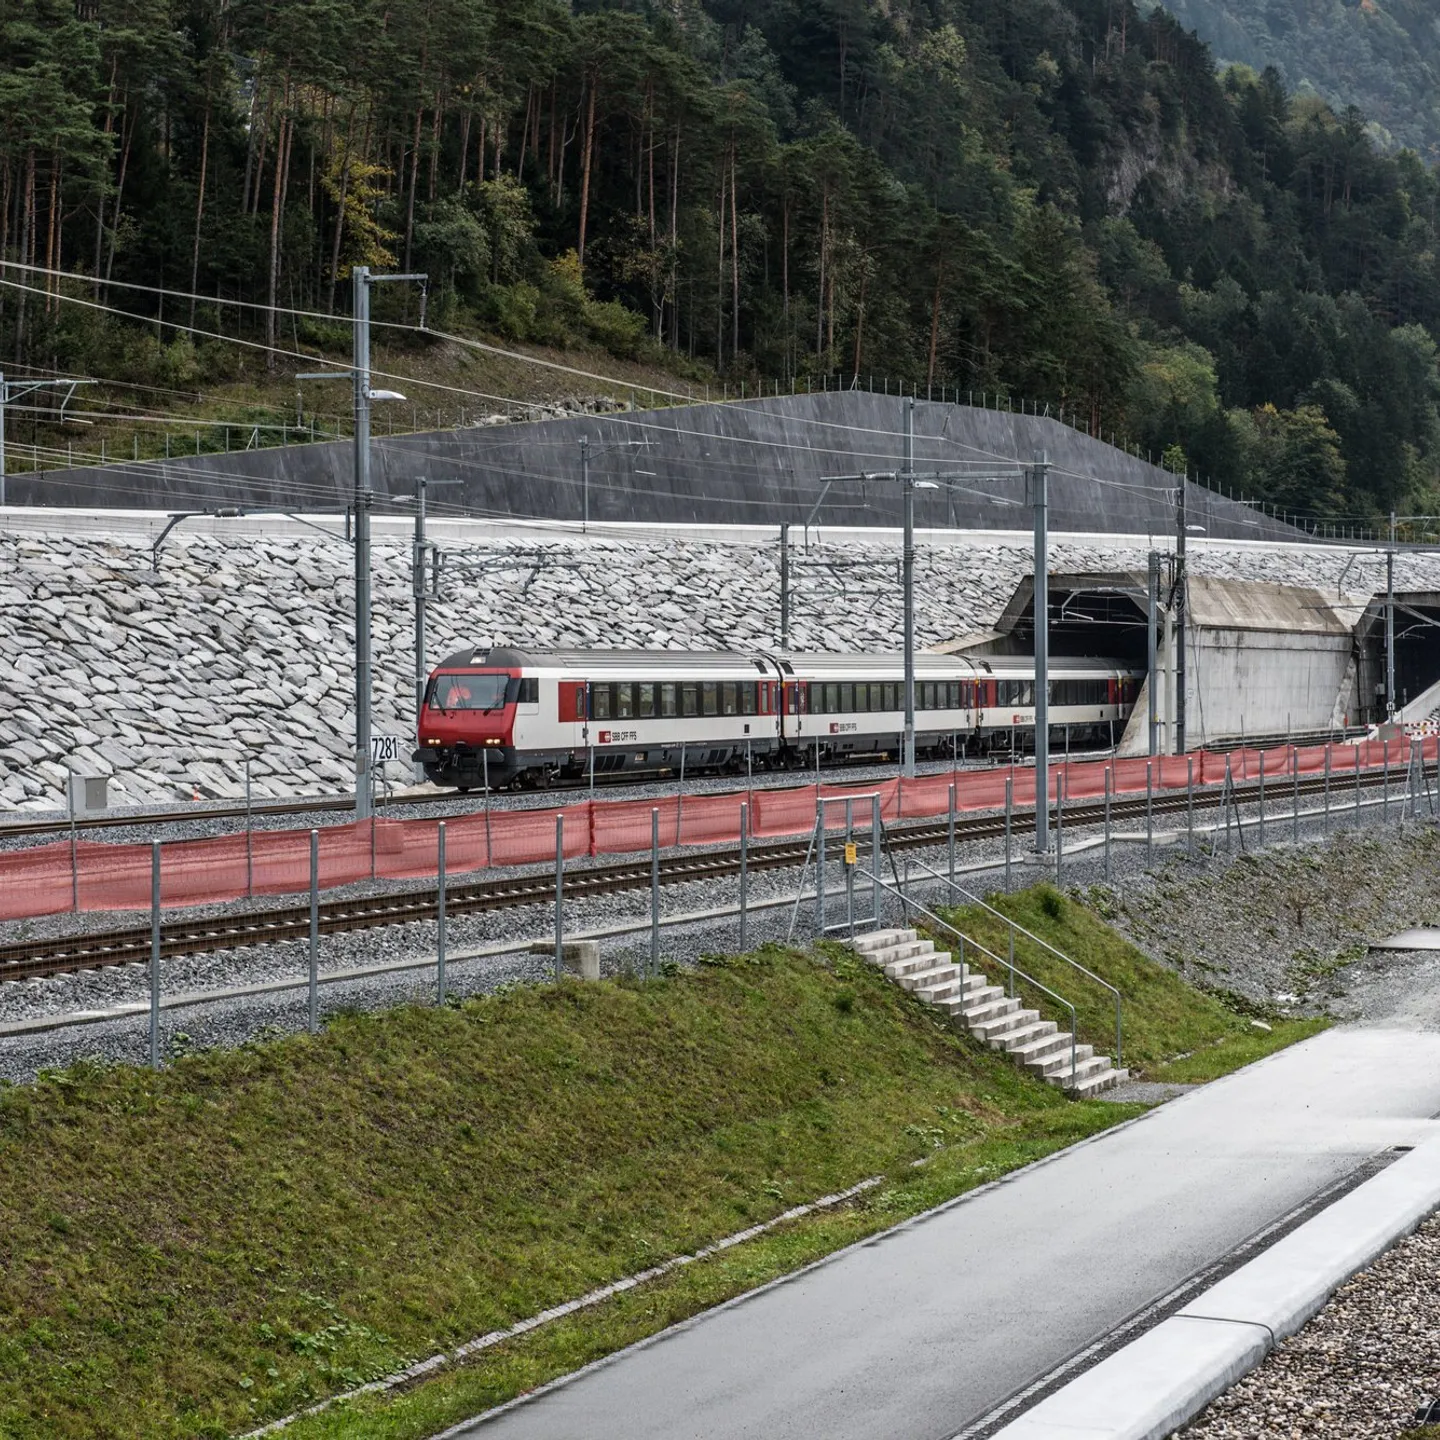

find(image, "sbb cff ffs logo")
[597,730,638,744]
[829,721,858,734]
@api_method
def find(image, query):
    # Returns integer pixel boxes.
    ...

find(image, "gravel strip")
[1180,1209,1440,1438]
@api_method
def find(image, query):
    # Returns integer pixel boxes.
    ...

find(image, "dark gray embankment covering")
[14,390,1291,541]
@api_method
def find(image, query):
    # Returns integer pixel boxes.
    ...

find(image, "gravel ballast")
[1181,1211,1440,1439]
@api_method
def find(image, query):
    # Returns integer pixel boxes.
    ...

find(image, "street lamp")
[298,265,427,819]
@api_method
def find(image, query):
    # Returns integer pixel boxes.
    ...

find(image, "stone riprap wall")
[0,523,1427,810]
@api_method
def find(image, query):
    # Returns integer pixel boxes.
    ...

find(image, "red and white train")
[414,646,1143,791]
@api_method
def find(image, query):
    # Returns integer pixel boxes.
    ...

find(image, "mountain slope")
[1164,0,1440,158]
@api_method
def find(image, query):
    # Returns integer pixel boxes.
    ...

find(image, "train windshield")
[427,672,510,711]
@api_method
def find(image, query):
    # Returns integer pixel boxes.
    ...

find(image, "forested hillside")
[3,0,1440,524]
[1165,0,1440,160]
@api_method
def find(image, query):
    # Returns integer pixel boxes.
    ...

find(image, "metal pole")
[678,742,686,842]
[150,841,162,1070]
[948,782,956,887]
[1147,551,1160,757]
[554,815,564,981]
[1386,511,1396,718]
[580,436,590,533]
[739,802,749,951]
[482,748,492,860]
[1104,766,1112,882]
[308,829,319,1032]
[413,477,428,781]
[1033,449,1050,851]
[902,396,917,776]
[1176,477,1188,753]
[1324,743,1331,831]
[650,808,660,976]
[68,770,78,912]
[817,799,827,935]
[845,798,855,940]
[1259,750,1266,846]
[352,267,375,820]
[1055,772,1064,882]
[871,794,881,920]
[1291,748,1299,842]
[780,521,790,649]
[1145,761,1153,866]
[0,372,6,507]
[1384,742,1391,823]
[1004,774,1013,892]
[437,821,448,1005]
[1356,740,1362,824]
[1187,756,1195,856]
[245,758,253,899]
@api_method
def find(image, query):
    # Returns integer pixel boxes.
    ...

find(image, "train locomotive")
[414,646,1143,791]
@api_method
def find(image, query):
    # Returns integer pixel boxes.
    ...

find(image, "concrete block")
[530,939,601,980]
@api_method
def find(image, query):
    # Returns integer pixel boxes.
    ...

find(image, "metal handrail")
[904,857,1123,1068]
[858,867,1080,1086]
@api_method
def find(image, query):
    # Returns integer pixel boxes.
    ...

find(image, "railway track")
[1,767,1424,986]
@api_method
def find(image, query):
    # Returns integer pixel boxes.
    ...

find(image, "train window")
[961,681,974,709]
[1020,681,1034,706]
[721,682,738,716]
[701,682,719,716]
[880,682,894,711]
[948,682,960,708]
[681,683,698,717]
[741,683,756,716]
[592,684,612,720]
[638,683,656,718]
[919,682,933,710]
[840,682,854,712]
[660,683,677,717]
[821,683,836,714]
[616,684,635,719]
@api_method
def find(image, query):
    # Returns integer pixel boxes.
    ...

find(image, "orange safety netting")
[3,736,1432,921]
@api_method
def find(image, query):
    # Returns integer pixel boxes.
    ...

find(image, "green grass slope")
[0,945,1135,1440]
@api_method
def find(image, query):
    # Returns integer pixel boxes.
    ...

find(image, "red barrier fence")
[4,737,1433,922]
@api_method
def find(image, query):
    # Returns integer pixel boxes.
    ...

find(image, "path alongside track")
[452,1027,1440,1440]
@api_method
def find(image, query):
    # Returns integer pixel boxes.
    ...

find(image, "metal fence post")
[308,829,319,1032]
[845,798,855,940]
[650,807,660,976]
[1055,772,1064,883]
[739,801,749,952]
[474,754,491,867]
[1291,748,1299,844]
[554,815,564,982]
[816,799,827,936]
[1384,744,1391,824]
[1258,751,1266,848]
[677,742,686,844]
[1004,775,1013,892]
[1186,756,1195,857]
[68,769,79,912]
[871,794,882,921]
[1104,766,1112,883]
[948,782,956,888]
[245,758,253,899]
[1145,762,1153,867]
[437,821,448,1005]
[1355,743,1362,824]
[149,841,162,1070]
[1324,743,1331,832]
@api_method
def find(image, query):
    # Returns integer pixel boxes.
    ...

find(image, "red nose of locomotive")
[414,668,520,786]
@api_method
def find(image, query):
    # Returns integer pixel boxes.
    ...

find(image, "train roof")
[436,647,1139,678]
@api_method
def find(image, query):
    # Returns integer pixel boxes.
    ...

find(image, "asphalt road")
[450,1028,1440,1440]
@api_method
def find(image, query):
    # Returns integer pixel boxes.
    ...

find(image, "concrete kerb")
[988,1134,1440,1440]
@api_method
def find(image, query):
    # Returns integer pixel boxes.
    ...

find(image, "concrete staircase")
[852,928,1129,1098]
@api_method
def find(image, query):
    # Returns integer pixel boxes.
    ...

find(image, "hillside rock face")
[0,523,1419,810]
